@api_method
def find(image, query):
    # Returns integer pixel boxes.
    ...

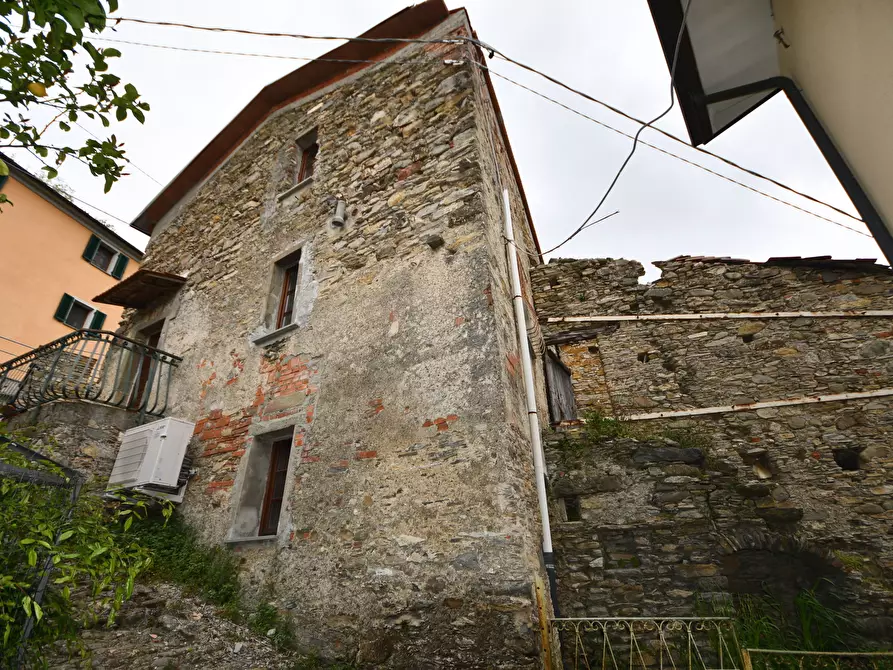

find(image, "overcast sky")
[8,0,883,279]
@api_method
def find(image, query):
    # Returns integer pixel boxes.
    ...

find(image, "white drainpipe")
[501,189,557,606]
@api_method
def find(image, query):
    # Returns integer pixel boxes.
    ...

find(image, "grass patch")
[130,513,241,611]
[705,585,863,652]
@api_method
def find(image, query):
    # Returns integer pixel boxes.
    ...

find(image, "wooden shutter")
[82,234,101,261]
[54,294,74,323]
[89,310,106,330]
[111,254,129,279]
[545,350,578,423]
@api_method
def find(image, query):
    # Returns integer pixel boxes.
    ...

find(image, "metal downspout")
[501,188,559,612]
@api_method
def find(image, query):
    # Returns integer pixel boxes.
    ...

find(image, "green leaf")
[58,530,74,542]
[89,546,108,559]
[124,516,133,532]
[33,602,43,622]
[115,106,126,121]
[27,549,37,567]
[102,47,121,58]
[22,595,32,617]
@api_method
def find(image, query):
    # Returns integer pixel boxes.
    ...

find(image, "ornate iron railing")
[550,617,740,670]
[0,329,181,418]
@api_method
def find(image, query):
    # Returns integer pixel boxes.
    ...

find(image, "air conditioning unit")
[108,417,195,503]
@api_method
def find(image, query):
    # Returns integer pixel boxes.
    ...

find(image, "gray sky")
[9,1,883,279]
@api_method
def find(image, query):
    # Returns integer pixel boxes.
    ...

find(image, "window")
[228,429,295,541]
[54,293,106,330]
[82,234,129,278]
[295,130,318,184]
[259,438,291,536]
[276,260,300,328]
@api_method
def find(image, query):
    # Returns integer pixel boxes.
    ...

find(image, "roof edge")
[131,0,451,235]
[0,152,144,260]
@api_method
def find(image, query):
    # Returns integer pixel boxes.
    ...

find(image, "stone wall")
[7,400,141,481]
[533,256,893,640]
[120,12,546,668]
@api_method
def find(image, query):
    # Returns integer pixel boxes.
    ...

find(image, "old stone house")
[87,1,546,666]
[533,255,893,639]
[5,0,893,666]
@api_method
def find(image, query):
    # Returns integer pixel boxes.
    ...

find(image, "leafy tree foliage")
[0,427,166,667]
[0,0,149,206]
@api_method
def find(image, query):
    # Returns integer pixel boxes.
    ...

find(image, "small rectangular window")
[297,142,318,183]
[82,233,128,277]
[54,293,106,330]
[276,260,300,328]
[259,437,291,536]
[295,129,318,184]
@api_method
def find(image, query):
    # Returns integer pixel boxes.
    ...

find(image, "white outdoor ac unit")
[108,417,195,503]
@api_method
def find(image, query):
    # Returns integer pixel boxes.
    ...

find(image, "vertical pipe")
[501,188,557,605]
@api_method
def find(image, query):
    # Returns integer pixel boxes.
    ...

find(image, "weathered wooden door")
[545,350,577,423]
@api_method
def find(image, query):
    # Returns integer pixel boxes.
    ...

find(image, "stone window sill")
[251,322,299,346]
[224,534,278,545]
[277,177,313,202]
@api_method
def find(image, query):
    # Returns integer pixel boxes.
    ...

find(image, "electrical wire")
[93,36,416,67]
[540,0,693,255]
[473,63,871,239]
[67,194,132,226]
[113,13,867,231]
[485,56,864,226]
[72,119,163,186]
[112,16,468,46]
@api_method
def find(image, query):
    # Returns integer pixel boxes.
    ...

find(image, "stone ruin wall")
[532,256,893,639]
[116,13,548,668]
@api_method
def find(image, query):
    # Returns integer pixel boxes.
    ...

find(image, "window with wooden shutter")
[82,234,124,275]
[89,310,106,330]
[54,294,98,330]
[82,235,101,262]
[259,438,291,536]
[54,294,75,323]
[111,254,129,279]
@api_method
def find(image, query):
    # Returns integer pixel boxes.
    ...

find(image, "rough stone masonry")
[533,255,893,640]
[114,10,548,669]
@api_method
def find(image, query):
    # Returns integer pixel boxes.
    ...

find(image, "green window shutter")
[111,254,129,279]
[89,310,106,330]
[82,234,101,262]
[54,294,74,323]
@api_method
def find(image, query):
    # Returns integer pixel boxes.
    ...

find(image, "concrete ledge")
[223,534,278,545]
[250,322,299,346]
[276,177,313,202]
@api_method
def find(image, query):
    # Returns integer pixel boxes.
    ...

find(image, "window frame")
[82,234,130,278]
[54,293,106,331]
[226,427,296,542]
[258,437,291,536]
[295,129,318,185]
[275,260,300,329]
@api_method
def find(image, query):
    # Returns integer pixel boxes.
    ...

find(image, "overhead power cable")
[68,194,132,226]
[115,14,866,232]
[72,118,163,186]
[102,34,872,246]
[94,36,413,67]
[541,0,689,255]
[113,16,468,46]
[486,56,863,227]
[473,63,871,240]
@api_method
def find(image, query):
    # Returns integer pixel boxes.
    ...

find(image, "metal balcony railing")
[0,330,181,418]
